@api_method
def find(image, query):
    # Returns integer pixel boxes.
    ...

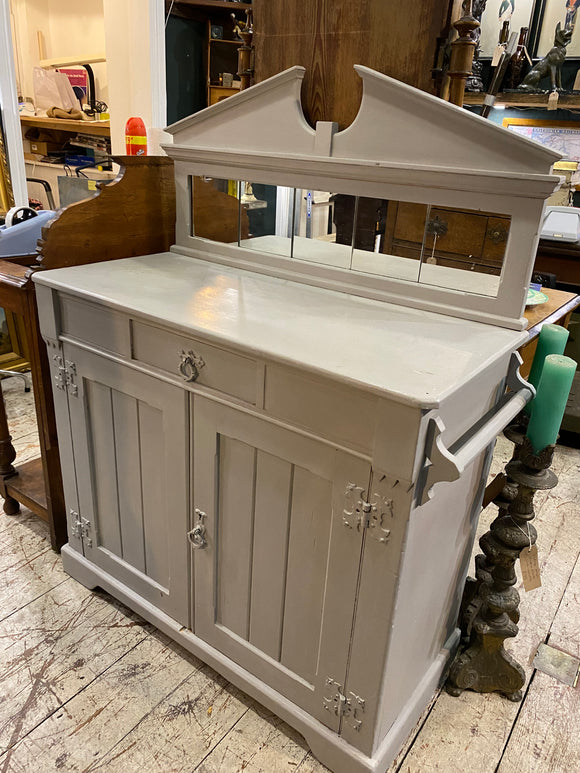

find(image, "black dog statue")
[519,22,574,91]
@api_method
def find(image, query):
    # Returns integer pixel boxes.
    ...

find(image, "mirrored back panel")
[190,176,511,298]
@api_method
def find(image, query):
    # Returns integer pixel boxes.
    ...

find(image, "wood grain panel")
[86,380,122,557]
[138,400,170,589]
[38,156,176,270]
[280,465,332,684]
[217,435,256,639]
[249,450,293,660]
[253,0,450,129]
[112,389,146,573]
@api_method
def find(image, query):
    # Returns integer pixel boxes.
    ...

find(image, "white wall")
[6,0,167,168]
[10,0,108,105]
[103,0,168,154]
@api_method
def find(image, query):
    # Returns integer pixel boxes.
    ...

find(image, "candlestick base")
[446,437,557,701]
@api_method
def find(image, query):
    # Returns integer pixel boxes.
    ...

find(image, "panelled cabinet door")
[63,342,190,627]
[192,396,371,730]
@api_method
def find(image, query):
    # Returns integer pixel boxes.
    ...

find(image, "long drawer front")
[131,320,260,405]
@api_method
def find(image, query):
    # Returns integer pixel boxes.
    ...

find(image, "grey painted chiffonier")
[33,67,560,773]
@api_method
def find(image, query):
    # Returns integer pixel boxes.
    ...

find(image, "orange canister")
[125,116,147,156]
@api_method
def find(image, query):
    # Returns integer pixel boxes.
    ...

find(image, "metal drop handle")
[188,525,207,549]
[188,508,207,549]
[179,349,205,382]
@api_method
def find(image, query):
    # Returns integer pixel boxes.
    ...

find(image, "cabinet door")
[64,342,190,626]
[192,396,371,730]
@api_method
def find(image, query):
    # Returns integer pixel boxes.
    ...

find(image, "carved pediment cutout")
[331,66,561,176]
[165,66,316,155]
[165,64,561,179]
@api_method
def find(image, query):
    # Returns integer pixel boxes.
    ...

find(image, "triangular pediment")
[332,66,560,176]
[165,65,560,178]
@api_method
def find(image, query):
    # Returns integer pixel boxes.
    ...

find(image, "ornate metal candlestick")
[446,427,557,701]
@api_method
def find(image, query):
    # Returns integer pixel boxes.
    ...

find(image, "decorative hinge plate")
[69,508,92,547]
[343,483,393,544]
[54,356,78,397]
[323,677,365,732]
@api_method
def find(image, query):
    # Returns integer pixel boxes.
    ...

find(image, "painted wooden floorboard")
[196,703,311,772]
[0,379,579,773]
[497,551,580,773]
[0,579,153,755]
[91,667,259,772]
[0,633,201,772]
[0,511,68,621]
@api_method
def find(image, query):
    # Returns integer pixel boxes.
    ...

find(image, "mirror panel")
[350,198,422,283]
[417,204,508,297]
[351,200,508,297]
[188,176,509,299]
[291,189,354,268]
[190,175,246,243]
[239,182,293,258]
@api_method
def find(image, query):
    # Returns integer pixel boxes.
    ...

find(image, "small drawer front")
[132,321,258,405]
[59,294,131,356]
[264,364,377,453]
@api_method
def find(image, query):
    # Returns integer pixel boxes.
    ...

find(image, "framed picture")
[479,0,536,58]
[502,117,580,160]
[534,0,580,57]
[479,0,580,58]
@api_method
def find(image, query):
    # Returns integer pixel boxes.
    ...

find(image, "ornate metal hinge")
[343,484,393,544]
[69,509,92,547]
[54,356,78,397]
[323,677,365,732]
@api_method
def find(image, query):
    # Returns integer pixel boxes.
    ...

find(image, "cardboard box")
[29,140,61,155]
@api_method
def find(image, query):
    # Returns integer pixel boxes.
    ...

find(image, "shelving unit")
[20,116,110,138]
[20,115,112,208]
[463,92,580,109]
[172,0,252,9]
[206,22,242,105]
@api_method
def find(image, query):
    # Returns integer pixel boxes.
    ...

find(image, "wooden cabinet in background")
[206,21,241,105]
[383,202,511,276]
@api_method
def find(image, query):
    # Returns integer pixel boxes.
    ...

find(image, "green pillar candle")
[524,324,569,414]
[526,354,577,453]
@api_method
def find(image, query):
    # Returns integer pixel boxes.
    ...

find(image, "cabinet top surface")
[34,253,525,407]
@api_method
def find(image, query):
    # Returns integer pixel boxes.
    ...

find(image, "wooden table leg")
[0,378,21,515]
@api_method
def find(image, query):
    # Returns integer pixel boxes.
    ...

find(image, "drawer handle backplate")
[179,349,205,382]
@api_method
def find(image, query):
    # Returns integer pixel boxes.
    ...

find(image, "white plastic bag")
[33,67,80,112]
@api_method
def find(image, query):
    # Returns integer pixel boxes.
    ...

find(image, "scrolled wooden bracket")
[416,353,534,507]
[415,416,461,507]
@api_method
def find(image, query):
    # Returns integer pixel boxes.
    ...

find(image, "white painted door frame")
[1,0,168,208]
[0,0,27,206]
[149,0,167,131]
